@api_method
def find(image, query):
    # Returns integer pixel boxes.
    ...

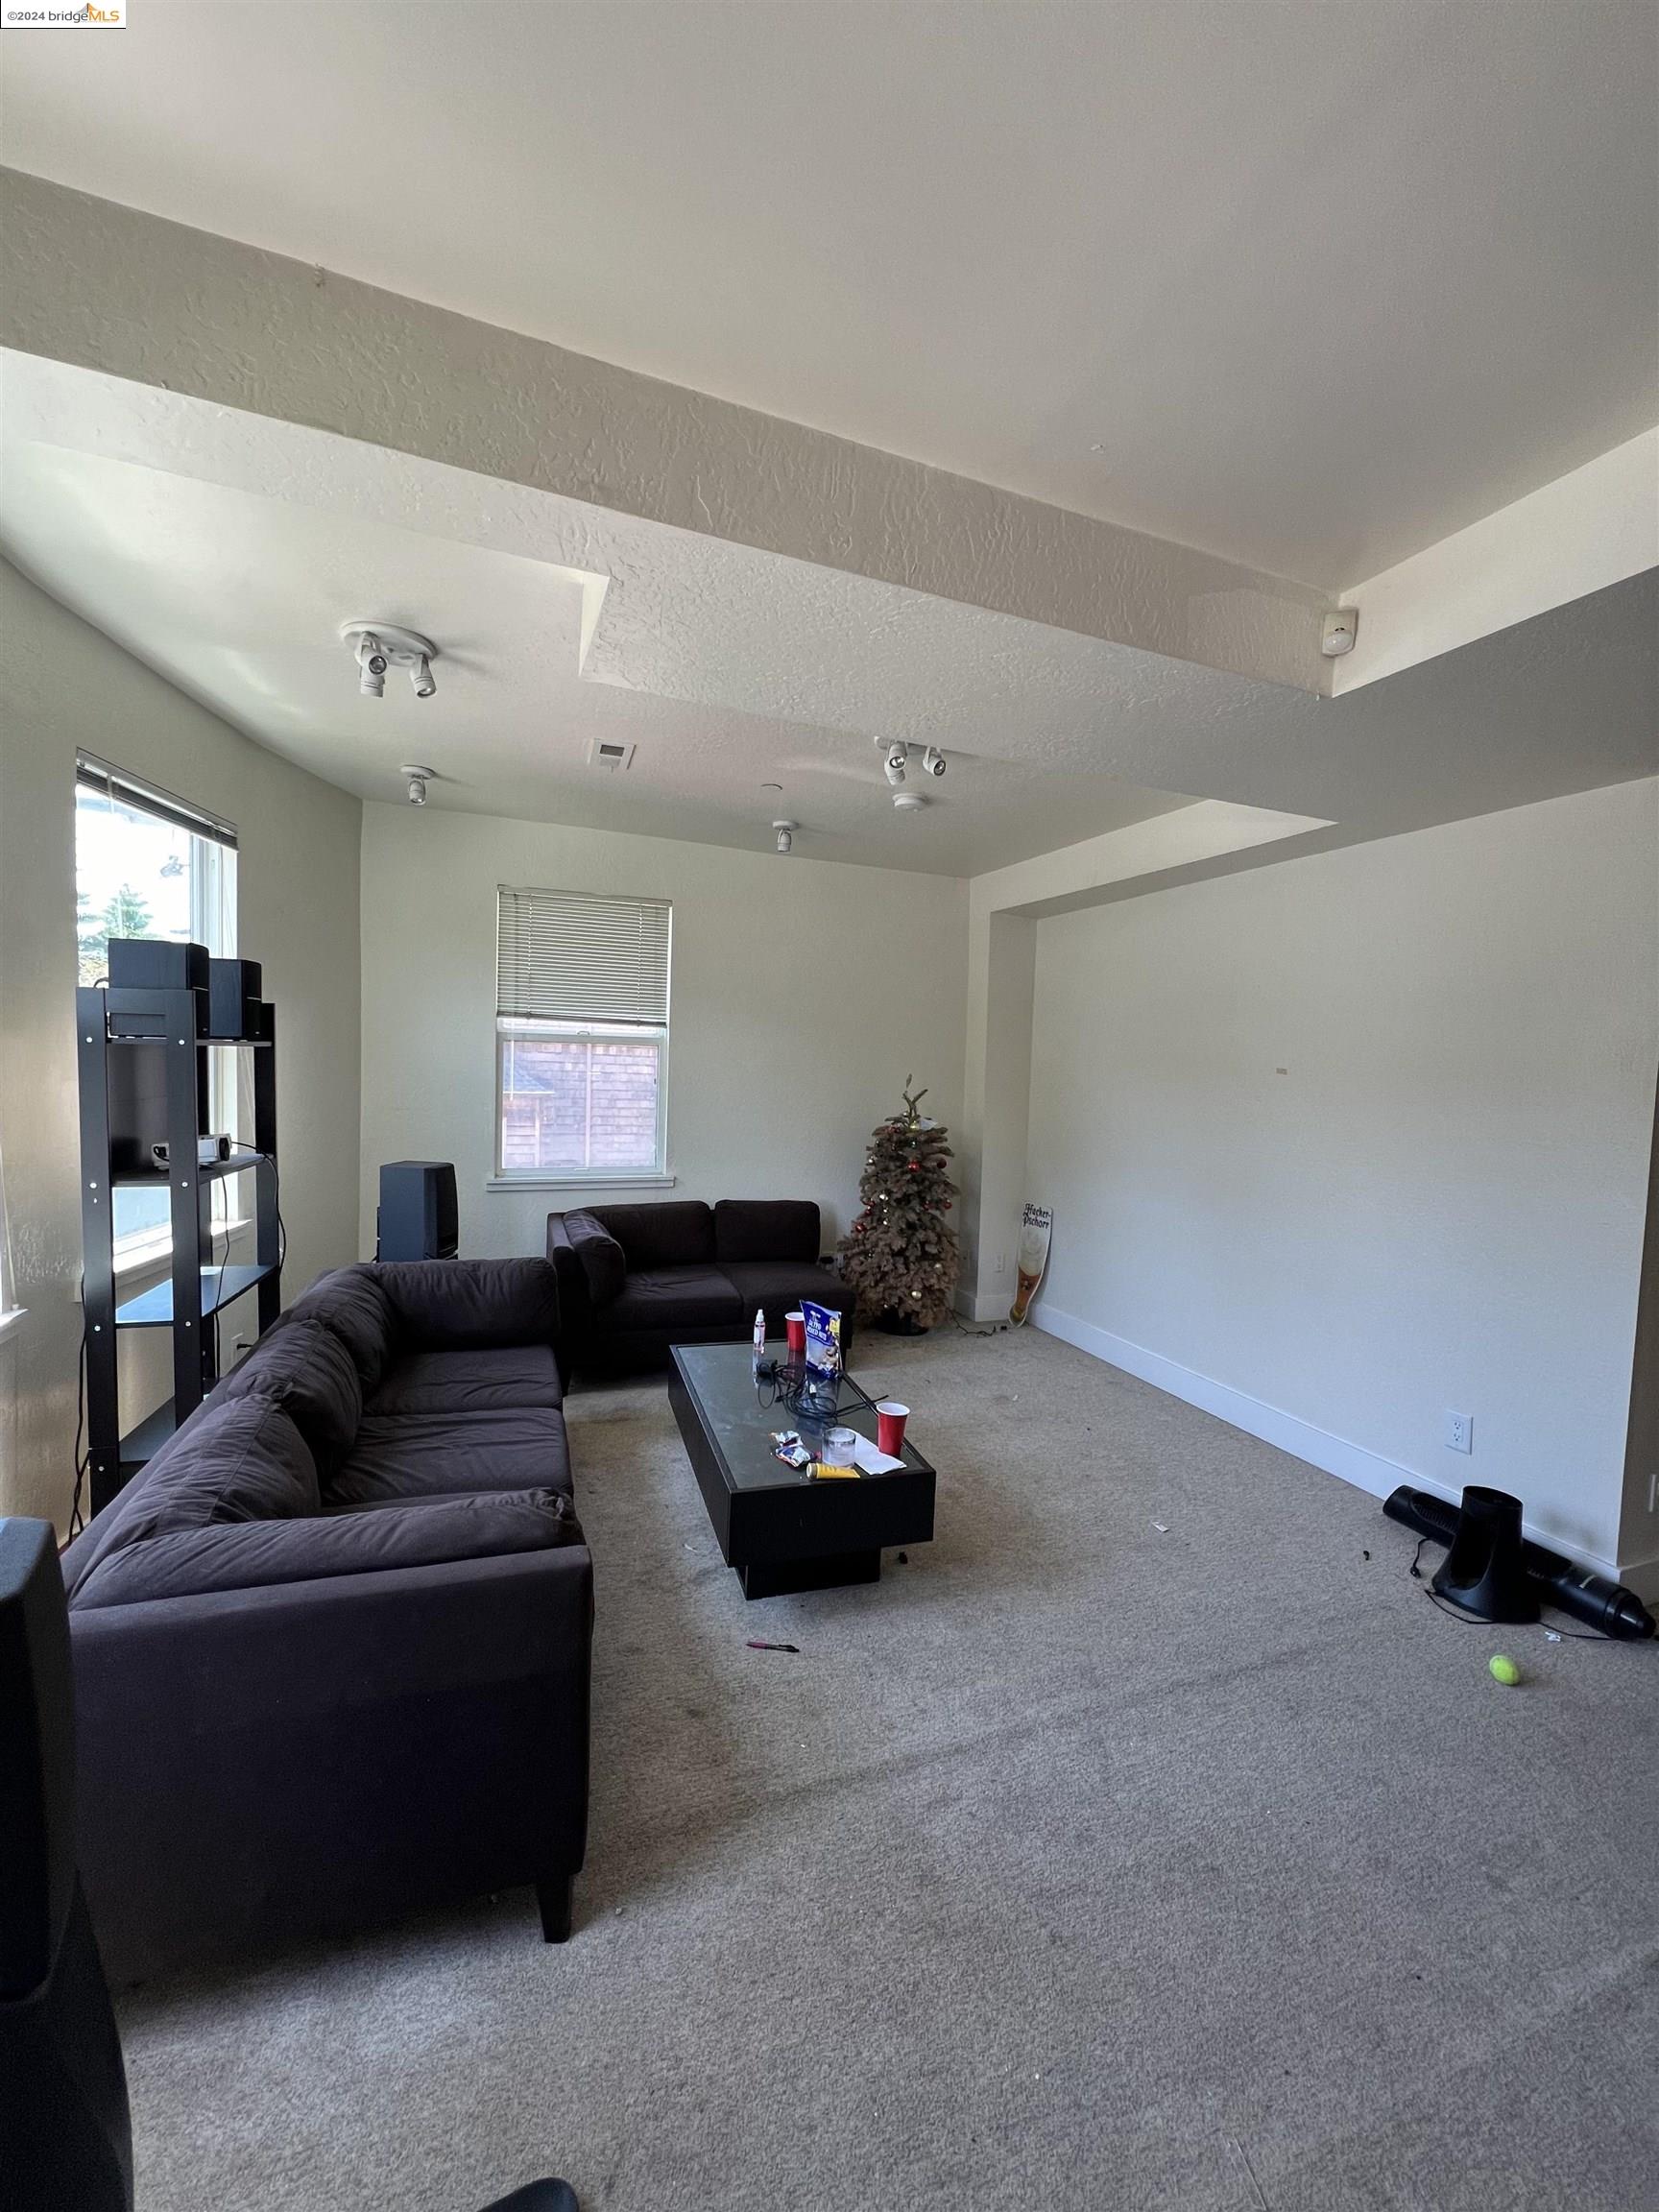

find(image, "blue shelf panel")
[114,1261,277,1328]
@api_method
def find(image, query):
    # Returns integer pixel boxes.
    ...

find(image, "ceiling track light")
[401,763,436,806]
[877,736,910,786]
[340,622,439,699]
[773,819,797,854]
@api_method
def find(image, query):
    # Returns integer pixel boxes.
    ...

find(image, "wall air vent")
[586,739,637,771]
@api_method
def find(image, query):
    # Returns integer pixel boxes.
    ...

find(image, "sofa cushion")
[219,1316,364,1474]
[367,1344,564,1417]
[562,1211,626,1307]
[713,1200,822,1265]
[375,1258,561,1350]
[717,1261,851,1334]
[287,1264,398,1391]
[70,1487,583,1609]
[590,1201,714,1271]
[604,1265,744,1335]
[60,1397,319,1601]
[327,1407,573,1506]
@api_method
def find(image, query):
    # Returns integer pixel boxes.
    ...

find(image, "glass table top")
[670,1339,930,1493]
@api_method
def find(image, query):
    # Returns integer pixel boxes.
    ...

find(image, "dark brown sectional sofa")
[59,1258,590,1981]
[546,1198,854,1378]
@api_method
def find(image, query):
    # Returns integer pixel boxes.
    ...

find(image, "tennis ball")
[1488,1654,1522,1687]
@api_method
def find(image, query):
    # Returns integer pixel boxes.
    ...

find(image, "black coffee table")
[667,1341,936,1599]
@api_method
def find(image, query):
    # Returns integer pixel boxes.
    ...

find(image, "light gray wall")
[1025,780,1659,1572]
[358,803,967,1261]
[0,561,362,1527]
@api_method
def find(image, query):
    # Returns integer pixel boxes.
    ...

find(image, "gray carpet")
[116,1326,1659,2212]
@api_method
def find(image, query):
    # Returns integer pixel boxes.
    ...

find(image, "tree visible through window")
[79,881,156,986]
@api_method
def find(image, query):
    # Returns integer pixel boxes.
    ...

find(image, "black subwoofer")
[376,1161,459,1261]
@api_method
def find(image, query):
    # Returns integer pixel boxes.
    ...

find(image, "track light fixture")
[355,631,387,697]
[922,745,947,778]
[401,763,435,806]
[878,737,910,787]
[340,623,439,700]
[774,820,796,854]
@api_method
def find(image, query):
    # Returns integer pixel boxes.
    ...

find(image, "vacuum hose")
[1382,1486,1655,1641]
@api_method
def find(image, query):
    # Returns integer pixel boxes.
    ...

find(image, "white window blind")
[496,886,671,1027]
[76,753,238,850]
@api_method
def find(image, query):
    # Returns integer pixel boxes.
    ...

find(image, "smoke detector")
[341,622,438,698]
[893,790,926,813]
[1321,609,1359,658]
[586,738,637,771]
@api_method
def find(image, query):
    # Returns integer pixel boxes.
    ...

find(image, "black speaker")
[107,937,209,994]
[207,957,262,1039]
[0,1519,134,2212]
[377,1162,459,1261]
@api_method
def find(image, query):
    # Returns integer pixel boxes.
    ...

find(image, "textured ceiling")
[0,443,1191,876]
[1,363,1653,867]
[5,1,1654,587]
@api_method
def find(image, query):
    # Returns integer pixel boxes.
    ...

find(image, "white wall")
[358,805,968,1260]
[0,561,362,1527]
[1026,781,1659,1572]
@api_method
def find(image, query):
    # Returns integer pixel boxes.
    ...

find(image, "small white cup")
[823,1426,858,1468]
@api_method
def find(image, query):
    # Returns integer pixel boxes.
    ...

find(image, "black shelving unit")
[77,978,280,1514]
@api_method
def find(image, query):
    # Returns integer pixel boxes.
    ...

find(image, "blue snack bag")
[802,1301,843,1380]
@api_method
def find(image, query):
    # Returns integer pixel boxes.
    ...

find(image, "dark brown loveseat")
[59,1258,591,1981]
[546,1199,853,1379]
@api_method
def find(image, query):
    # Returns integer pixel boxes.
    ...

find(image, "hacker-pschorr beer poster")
[1009,1203,1052,1326]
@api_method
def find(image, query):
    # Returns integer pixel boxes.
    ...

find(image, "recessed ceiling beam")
[0,167,1328,696]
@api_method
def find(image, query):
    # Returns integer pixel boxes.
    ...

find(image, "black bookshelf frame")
[76,981,280,1514]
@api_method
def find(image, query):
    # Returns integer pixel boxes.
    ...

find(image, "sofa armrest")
[374,1257,561,1349]
[71,1544,592,1979]
[545,1215,593,1333]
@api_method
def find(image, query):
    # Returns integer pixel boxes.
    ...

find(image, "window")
[74,757,240,1259]
[495,886,671,1180]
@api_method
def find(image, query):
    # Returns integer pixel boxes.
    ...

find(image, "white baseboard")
[953,1287,1012,1325]
[1030,1301,1628,1584]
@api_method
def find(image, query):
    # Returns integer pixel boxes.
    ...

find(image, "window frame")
[493,1014,671,1184]
[73,757,244,1264]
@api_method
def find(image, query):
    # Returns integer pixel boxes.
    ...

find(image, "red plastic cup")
[785,1310,806,1358]
[877,1401,909,1456]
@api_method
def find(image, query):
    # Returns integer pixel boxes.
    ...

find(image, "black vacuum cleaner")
[1383,1484,1655,1641]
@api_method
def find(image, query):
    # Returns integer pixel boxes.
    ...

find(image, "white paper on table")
[852,1434,905,1476]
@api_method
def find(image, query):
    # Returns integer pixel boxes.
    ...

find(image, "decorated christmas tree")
[836,1078,961,1333]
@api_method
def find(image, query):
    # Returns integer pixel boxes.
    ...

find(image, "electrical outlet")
[994,1251,1009,1278]
[1443,1409,1473,1455]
